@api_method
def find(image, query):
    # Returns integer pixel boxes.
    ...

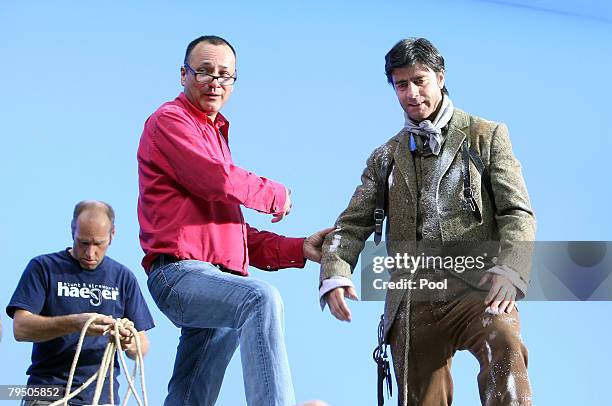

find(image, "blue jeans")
[147,260,295,406]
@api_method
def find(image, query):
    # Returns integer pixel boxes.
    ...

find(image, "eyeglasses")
[184,63,237,86]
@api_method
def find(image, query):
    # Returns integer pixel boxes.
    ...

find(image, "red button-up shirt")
[137,92,305,275]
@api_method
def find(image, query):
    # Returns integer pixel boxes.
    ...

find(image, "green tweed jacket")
[320,108,536,339]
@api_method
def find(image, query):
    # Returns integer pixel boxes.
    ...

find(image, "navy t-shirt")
[6,249,155,405]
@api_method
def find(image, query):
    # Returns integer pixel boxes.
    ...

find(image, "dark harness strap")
[462,138,480,220]
[374,154,394,245]
[373,315,392,405]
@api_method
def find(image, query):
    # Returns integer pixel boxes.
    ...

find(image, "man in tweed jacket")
[320,38,536,405]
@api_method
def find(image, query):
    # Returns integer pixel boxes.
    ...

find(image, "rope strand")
[49,316,148,406]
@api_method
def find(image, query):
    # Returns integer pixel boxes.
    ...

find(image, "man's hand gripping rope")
[49,315,148,406]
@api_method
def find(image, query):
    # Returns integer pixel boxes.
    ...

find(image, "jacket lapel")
[391,109,470,212]
[435,109,469,186]
[393,129,418,205]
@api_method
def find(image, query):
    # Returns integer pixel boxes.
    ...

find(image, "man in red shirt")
[138,35,330,406]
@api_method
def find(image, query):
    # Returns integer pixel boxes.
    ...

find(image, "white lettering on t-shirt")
[56,281,120,307]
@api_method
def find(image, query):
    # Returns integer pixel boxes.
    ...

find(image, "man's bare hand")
[109,324,134,351]
[73,313,114,336]
[479,273,517,314]
[303,227,335,263]
[272,188,292,223]
[325,286,358,322]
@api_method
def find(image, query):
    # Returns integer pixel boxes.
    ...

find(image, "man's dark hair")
[184,35,236,64]
[71,200,115,237]
[384,37,448,95]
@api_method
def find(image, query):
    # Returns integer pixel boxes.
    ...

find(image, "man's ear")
[109,227,116,245]
[180,66,187,87]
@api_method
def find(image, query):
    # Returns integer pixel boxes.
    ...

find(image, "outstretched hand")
[303,227,336,263]
[325,286,359,322]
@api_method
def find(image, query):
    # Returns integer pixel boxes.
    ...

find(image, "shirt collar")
[177,92,230,141]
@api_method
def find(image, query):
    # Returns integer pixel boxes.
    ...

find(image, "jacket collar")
[392,108,470,205]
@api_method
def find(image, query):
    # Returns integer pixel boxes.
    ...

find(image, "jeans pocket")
[148,267,183,326]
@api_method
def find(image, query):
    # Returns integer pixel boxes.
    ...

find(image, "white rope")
[49,316,148,406]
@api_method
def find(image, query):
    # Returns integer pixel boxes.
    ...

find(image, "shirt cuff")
[269,181,287,215]
[276,237,306,269]
[319,276,355,310]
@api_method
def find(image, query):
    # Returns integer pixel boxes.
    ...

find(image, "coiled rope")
[49,316,148,406]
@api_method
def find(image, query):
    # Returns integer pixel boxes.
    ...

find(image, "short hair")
[71,200,115,236]
[384,37,448,95]
[184,35,236,64]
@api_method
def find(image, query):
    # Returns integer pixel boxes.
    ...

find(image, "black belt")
[149,254,235,274]
[150,254,181,273]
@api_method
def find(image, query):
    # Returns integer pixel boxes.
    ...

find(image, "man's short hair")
[71,200,115,236]
[184,35,236,64]
[384,37,449,95]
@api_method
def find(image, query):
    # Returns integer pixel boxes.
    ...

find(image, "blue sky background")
[1,0,611,404]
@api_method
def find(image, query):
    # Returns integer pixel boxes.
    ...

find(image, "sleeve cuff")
[276,237,306,269]
[269,181,287,215]
[241,178,286,215]
[6,303,39,319]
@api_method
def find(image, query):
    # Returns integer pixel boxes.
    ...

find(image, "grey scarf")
[404,95,454,155]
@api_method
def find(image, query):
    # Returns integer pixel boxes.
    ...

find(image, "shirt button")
[266,265,271,269]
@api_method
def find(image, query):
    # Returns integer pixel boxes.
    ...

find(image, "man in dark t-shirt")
[7,200,155,406]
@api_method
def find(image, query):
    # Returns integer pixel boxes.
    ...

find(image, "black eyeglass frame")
[184,62,237,85]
